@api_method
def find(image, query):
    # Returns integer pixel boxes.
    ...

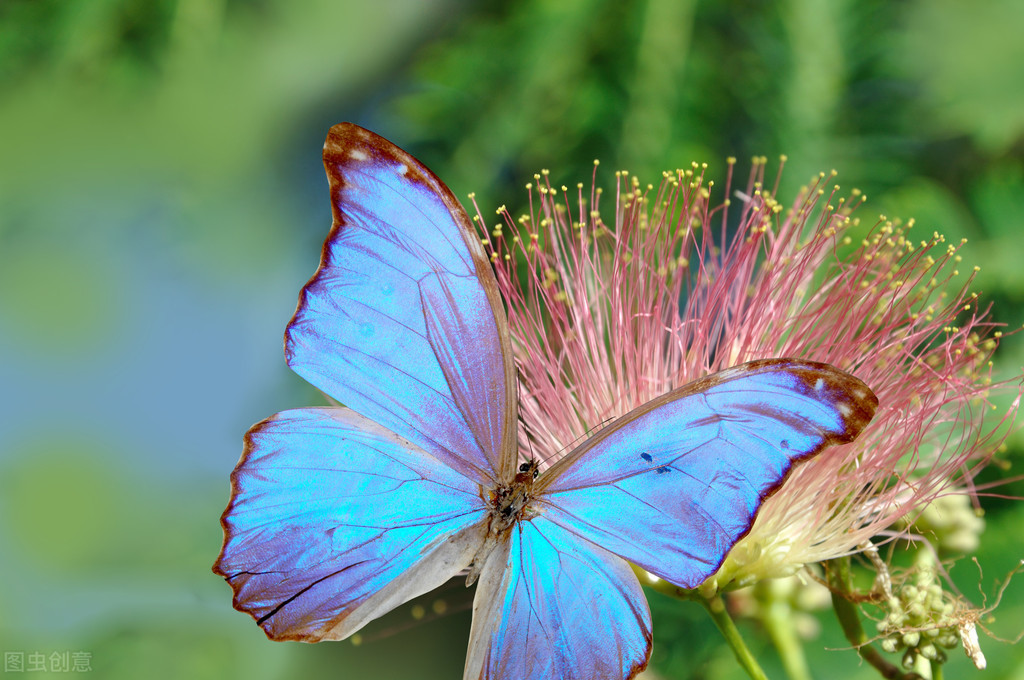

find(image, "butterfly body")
[464,459,541,587]
[215,123,879,680]
[492,459,540,532]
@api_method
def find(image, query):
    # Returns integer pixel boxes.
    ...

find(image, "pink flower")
[472,157,1020,590]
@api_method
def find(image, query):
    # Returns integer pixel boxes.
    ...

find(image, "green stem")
[763,597,811,680]
[699,595,769,680]
[827,558,924,680]
[930,659,943,680]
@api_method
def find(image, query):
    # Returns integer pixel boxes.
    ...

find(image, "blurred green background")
[2,0,1023,678]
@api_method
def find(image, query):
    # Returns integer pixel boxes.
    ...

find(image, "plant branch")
[827,557,925,680]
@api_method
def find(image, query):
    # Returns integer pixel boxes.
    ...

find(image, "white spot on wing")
[397,163,408,176]
[350,149,368,161]
[838,402,851,416]
[815,378,824,391]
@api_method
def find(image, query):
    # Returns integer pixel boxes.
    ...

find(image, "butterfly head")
[517,459,540,481]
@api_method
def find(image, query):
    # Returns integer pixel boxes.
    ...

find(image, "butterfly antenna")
[536,415,617,468]
[514,366,619,469]
[514,368,541,466]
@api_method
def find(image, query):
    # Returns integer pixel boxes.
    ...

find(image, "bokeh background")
[2,0,1023,678]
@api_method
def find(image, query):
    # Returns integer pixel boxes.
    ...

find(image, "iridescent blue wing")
[286,124,518,484]
[536,359,878,588]
[214,408,489,641]
[464,517,651,680]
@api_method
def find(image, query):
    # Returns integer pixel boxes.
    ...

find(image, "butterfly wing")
[286,123,518,484]
[217,124,520,640]
[214,407,489,641]
[535,359,878,587]
[464,516,651,680]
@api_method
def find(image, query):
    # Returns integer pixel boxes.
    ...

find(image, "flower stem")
[699,595,769,680]
[930,659,943,680]
[763,597,811,680]
[827,557,925,680]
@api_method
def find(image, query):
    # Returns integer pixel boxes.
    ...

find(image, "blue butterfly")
[214,124,878,680]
